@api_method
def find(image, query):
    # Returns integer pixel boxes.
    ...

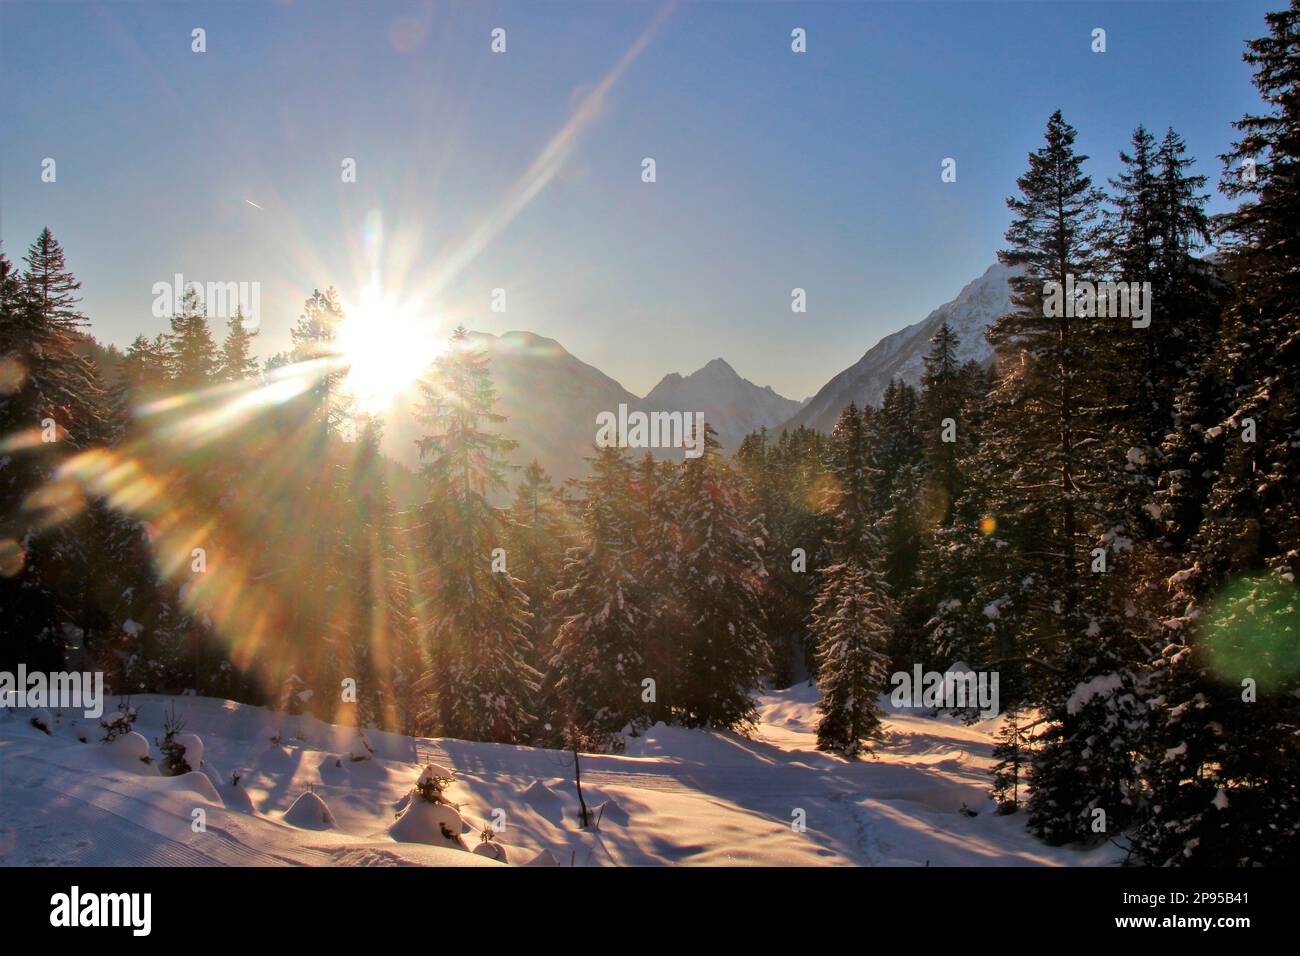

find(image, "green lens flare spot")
[1202,574,1300,692]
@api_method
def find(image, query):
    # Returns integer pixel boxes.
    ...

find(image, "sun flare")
[335,282,442,413]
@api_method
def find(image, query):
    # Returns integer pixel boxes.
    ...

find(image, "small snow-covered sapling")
[100,696,138,742]
[414,765,457,805]
[156,701,192,776]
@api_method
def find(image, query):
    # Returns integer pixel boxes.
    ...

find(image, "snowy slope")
[0,687,1115,867]
[643,358,802,450]
[783,262,1016,433]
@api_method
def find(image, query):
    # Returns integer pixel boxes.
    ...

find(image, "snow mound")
[595,797,630,826]
[104,731,155,773]
[523,849,559,866]
[201,763,258,813]
[388,797,465,849]
[175,733,203,771]
[472,840,509,862]
[283,791,337,830]
[319,751,388,786]
[219,782,257,814]
[520,779,561,803]
[168,770,221,803]
[347,732,374,762]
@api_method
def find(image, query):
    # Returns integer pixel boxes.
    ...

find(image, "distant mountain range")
[381,331,804,484]
[644,357,803,450]
[382,262,1014,483]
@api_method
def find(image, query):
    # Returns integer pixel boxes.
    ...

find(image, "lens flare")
[1203,573,1300,691]
[0,538,25,577]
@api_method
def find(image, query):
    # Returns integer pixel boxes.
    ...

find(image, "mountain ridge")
[381,331,800,483]
[380,263,1015,481]
[779,262,1015,434]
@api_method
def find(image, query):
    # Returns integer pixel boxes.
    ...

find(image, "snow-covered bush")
[155,701,200,776]
[388,797,465,848]
[387,762,468,849]
[175,733,203,771]
[100,697,138,742]
[414,763,457,806]
[105,730,154,771]
[347,731,374,762]
[473,832,508,862]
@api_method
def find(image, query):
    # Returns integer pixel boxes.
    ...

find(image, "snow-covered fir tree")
[1134,0,1300,865]
[549,445,647,748]
[217,308,260,383]
[811,560,892,756]
[663,423,769,730]
[506,458,572,714]
[990,708,1032,813]
[413,327,540,743]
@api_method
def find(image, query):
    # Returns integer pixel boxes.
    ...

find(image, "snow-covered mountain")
[382,331,799,484]
[781,262,1015,434]
[643,357,803,450]
[383,330,643,485]
[380,263,1016,482]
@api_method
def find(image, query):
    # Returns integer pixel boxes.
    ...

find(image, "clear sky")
[0,0,1279,400]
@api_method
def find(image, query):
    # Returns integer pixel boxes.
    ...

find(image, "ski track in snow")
[0,685,1118,867]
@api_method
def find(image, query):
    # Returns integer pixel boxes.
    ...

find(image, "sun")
[335,281,441,413]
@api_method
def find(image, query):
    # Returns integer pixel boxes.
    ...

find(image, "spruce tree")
[218,308,260,382]
[991,709,1032,813]
[989,110,1107,658]
[869,382,925,600]
[165,286,219,389]
[919,322,963,528]
[1134,0,1300,866]
[0,232,109,672]
[506,459,571,688]
[629,450,678,724]
[342,415,419,731]
[549,446,646,748]
[666,423,768,730]
[413,327,539,742]
[821,402,876,565]
[735,427,811,686]
[811,560,892,756]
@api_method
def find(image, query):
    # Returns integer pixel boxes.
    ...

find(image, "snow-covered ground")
[0,684,1118,867]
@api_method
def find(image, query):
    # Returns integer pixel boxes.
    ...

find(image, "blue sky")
[0,0,1279,400]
